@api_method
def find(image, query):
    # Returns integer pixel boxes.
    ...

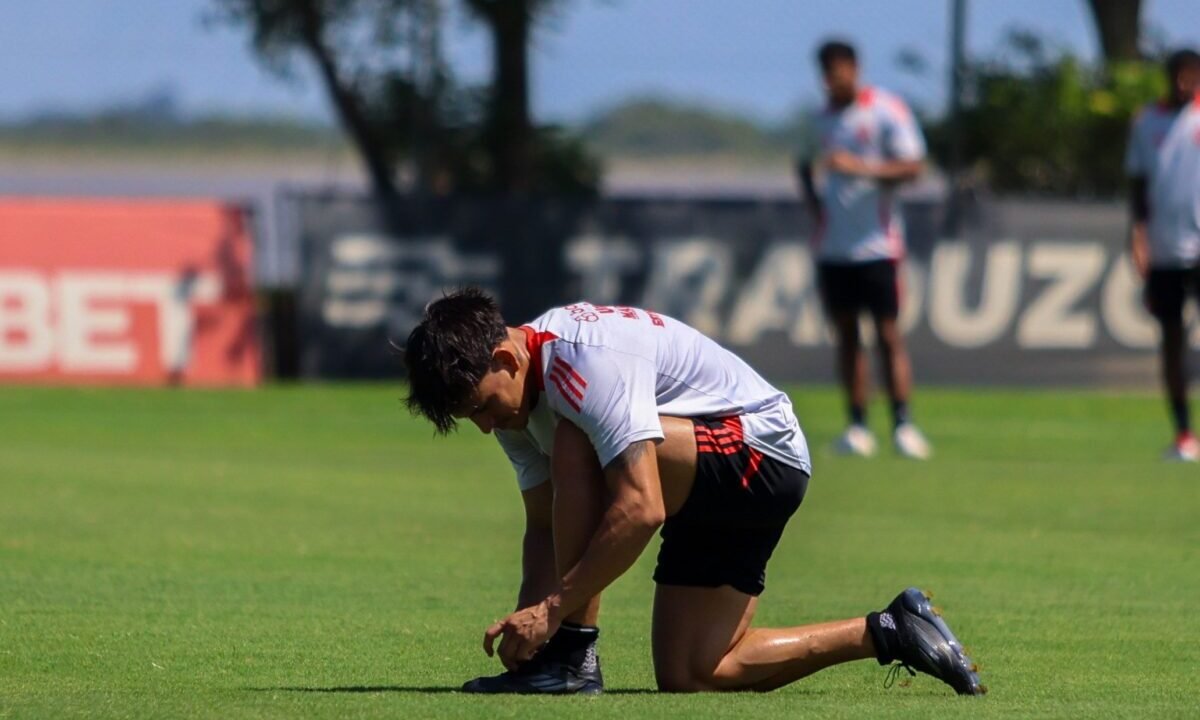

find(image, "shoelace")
[883,661,916,689]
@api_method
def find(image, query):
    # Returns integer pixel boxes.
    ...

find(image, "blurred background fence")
[287,192,1150,385]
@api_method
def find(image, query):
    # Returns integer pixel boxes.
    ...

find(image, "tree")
[213,0,597,197]
[461,0,541,192]
[212,0,416,197]
[1085,0,1143,62]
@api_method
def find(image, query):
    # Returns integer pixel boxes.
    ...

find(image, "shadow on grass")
[250,685,660,695]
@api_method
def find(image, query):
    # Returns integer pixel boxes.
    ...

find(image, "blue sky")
[1,0,1197,123]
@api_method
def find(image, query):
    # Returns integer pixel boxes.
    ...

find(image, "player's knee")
[655,659,723,693]
[874,320,902,350]
[877,335,902,356]
[655,669,714,693]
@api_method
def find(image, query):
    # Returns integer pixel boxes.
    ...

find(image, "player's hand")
[1130,224,1150,279]
[826,150,871,177]
[483,598,561,670]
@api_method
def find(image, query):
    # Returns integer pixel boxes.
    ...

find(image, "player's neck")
[1169,90,1194,109]
[829,94,855,110]
[508,326,539,409]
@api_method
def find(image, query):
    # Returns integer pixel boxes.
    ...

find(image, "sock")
[1170,398,1191,436]
[892,400,911,429]
[866,610,901,666]
[849,404,866,427]
[543,622,599,667]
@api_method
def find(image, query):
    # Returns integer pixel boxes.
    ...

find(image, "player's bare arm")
[794,157,824,224]
[484,438,664,668]
[516,482,556,609]
[826,150,923,181]
[1128,175,1150,278]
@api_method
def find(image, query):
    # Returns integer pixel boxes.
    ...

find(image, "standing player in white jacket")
[797,40,931,459]
[1126,49,1200,461]
[402,288,984,696]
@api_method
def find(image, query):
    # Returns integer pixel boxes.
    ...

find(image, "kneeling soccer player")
[403,288,984,695]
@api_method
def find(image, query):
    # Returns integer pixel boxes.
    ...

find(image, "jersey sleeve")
[1124,111,1149,176]
[542,344,664,468]
[495,429,551,491]
[880,96,926,162]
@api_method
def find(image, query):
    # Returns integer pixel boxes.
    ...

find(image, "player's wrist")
[542,592,565,623]
[863,160,887,178]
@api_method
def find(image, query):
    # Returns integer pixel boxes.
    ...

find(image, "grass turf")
[1,384,1197,718]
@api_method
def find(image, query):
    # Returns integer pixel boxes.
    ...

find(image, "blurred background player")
[1126,48,1200,461]
[797,39,930,460]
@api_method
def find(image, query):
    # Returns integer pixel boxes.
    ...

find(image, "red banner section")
[0,199,260,386]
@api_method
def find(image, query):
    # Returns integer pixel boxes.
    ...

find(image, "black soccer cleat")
[461,634,603,695]
[876,587,986,696]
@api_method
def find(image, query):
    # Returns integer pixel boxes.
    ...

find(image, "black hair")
[1166,48,1200,84]
[403,287,508,434]
[817,39,857,71]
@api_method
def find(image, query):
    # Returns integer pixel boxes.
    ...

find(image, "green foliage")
[2,385,1199,717]
[584,98,782,158]
[431,120,603,196]
[927,31,1167,196]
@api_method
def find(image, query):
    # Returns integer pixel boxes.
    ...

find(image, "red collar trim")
[519,326,557,392]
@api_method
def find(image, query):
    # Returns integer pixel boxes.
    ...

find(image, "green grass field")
[2,385,1197,718]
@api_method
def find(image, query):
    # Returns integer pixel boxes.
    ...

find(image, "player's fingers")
[514,637,538,662]
[497,629,521,671]
[483,621,504,656]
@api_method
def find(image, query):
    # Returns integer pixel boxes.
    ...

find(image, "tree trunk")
[1086,0,1142,62]
[487,0,533,193]
[297,4,397,198]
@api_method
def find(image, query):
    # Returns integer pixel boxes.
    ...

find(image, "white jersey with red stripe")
[807,86,925,263]
[1125,95,1200,268]
[494,302,811,491]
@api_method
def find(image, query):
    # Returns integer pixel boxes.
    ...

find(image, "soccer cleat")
[893,422,932,460]
[1162,432,1199,462]
[834,424,877,457]
[461,637,603,694]
[878,587,985,696]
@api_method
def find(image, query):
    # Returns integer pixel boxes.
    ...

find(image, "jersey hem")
[743,436,812,476]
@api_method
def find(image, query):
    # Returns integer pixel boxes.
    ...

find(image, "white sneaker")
[833,424,877,457]
[893,422,932,460]
[1163,432,1199,462]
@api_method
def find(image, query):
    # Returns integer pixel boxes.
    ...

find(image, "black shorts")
[817,259,901,318]
[653,416,809,596]
[1145,266,1200,322]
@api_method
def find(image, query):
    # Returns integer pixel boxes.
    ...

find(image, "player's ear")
[493,345,520,376]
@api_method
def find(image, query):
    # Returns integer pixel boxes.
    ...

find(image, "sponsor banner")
[0,199,260,386]
[294,194,1158,386]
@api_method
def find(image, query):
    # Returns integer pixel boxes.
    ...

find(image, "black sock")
[892,400,911,429]
[866,611,901,666]
[849,404,866,427]
[1170,398,1190,435]
[543,622,599,666]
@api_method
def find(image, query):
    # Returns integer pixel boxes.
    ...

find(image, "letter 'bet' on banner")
[0,200,260,386]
